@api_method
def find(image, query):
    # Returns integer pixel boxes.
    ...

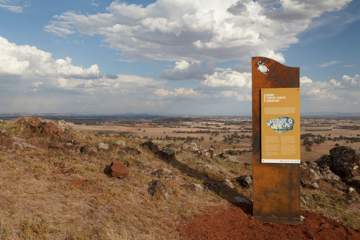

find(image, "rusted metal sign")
[252,57,300,224]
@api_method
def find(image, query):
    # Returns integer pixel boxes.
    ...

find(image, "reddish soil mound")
[15,117,76,142]
[180,206,360,240]
[16,117,62,137]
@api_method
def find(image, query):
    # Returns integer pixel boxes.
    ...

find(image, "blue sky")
[0,0,359,115]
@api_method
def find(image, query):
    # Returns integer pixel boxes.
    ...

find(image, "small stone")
[151,168,173,178]
[224,179,235,189]
[80,145,98,155]
[300,215,305,222]
[236,175,252,188]
[233,195,252,205]
[349,187,356,194]
[300,196,307,206]
[98,142,110,151]
[12,137,37,149]
[349,176,360,192]
[159,147,176,160]
[183,142,199,152]
[148,180,168,199]
[192,183,204,192]
[310,169,320,181]
[104,161,129,178]
[182,183,204,192]
[115,140,126,147]
[301,165,322,188]
[311,182,319,189]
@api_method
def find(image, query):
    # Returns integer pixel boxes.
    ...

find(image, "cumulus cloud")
[300,76,313,85]
[301,75,360,104]
[161,60,215,80]
[154,87,199,97]
[45,0,350,64]
[0,37,100,78]
[203,69,251,88]
[201,69,252,101]
[0,35,170,113]
[0,35,161,97]
[340,74,360,87]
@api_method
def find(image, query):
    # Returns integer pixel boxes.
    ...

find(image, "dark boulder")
[316,146,359,180]
[141,140,160,153]
[159,147,176,161]
[141,140,176,161]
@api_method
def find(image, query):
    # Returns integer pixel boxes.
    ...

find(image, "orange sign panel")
[261,88,300,164]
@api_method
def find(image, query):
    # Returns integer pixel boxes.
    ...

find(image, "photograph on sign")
[261,88,300,164]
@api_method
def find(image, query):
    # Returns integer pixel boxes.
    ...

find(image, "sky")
[0,0,359,115]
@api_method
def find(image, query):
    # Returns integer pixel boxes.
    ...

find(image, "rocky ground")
[0,117,359,240]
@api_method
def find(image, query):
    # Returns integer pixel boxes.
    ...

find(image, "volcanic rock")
[114,140,126,147]
[182,183,204,192]
[301,162,320,189]
[224,179,235,189]
[348,176,360,193]
[233,195,252,205]
[141,140,160,153]
[98,142,110,151]
[141,141,176,161]
[236,175,252,188]
[159,147,176,161]
[148,180,168,199]
[80,145,98,155]
[104,161,129,178]
[316,146,359,180]
[12,137,37,150]
[151,168,173,178]
[15,117,74,141]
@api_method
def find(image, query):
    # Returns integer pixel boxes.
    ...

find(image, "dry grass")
[0,118,228,240]
[0,117,359,239]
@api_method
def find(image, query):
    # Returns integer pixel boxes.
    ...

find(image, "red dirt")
[179,205,360,240]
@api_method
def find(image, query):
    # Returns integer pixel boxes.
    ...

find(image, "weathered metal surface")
[252,57,300,224]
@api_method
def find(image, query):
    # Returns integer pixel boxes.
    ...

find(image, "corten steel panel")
[252,57,300,224]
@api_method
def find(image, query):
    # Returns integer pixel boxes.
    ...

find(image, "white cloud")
[300,74,360,103]
[0,37,100,78]
[300,76,313,85]
[341,74,360,87]
[174,60,191,71]
[0,0,24,13]
[202,69,251,88]
[0,36,160,94]
[161,60,215,80]
[319,60,340,68]
[154,87,199,97]
[201,69,252,101]
[45,0,350,64]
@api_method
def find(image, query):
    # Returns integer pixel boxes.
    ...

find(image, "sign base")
[254,215,301,225]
